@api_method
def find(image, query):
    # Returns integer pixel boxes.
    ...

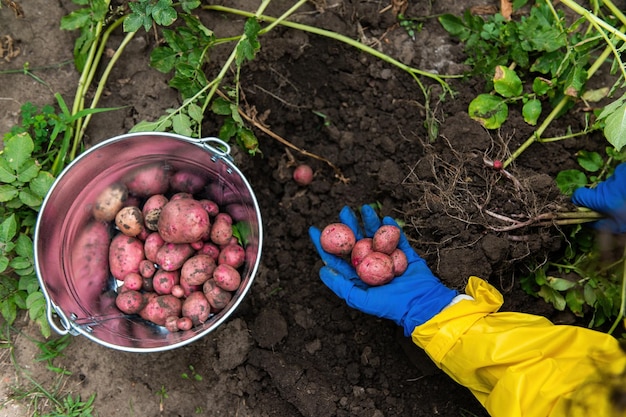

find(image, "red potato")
[125,163,172,197]
[123,272,144,291]
[210,213,233,246]
[217,243,245,269]
[170,192,193,201]
[390,248,408,276]
[171,285,185,298]
[190,240,204,250]
[203,279,233,311]
[144,232,166,263]
[182,291,211,326]
[157,198,210,244]
[139,295,182,326]
[180,254,216,285]
[180,275,202,297]
[293,164,314,186]
[155,242,195,271]
[153,269,180,295]
[197,242,220,260]
[356,251,395,286]
[115,290,146,315]
[92,183,128,222]
[143,277,155,292]
[372,225,401,255]
[142,194,168,231]
[320,223,356,257]
[351,238,373,267]
[138,260,156,278]
[213,263,241,292]
[170,170,206,194]
[199,199,219,217]
[71,221,111,305]
[115,206,144,237]
[165,315,180,332]
[109,234,145,280]
[177,317,193,331]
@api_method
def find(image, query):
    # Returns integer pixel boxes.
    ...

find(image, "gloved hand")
[309,205,458,336]
[571,162,626,233]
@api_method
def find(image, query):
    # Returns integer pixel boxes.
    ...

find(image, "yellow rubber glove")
[412,276,626,417]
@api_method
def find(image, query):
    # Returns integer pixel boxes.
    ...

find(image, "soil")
[0,1,617,416]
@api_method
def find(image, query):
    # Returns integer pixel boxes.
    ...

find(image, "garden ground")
[0,0,619,416]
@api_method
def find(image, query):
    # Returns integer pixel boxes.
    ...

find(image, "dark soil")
[0,1,614,416]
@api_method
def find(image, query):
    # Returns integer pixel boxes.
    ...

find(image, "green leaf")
[16,159,40,183]
[172,114,193,137]
[29,171,55,198]
[60,8,93,30]
[0,297,17,325]
[538,285,566,311]
[565,288,585,316]
[19,188,42,209]
[546,276,577,291]
[150,46,178,73]
[0,157,16,183]
[532,77,552,96]
[438,14,470,38]
[211,98,233,116]
[26,291,46,321]
[0,185,19,203]
[15,234,33,258]
[152,0,177,26]
[468,94,508,129]
[3,132,34,171]
[0,257,9,273]
[493,65,523,98]
[180,0,201,13]
[602,101,626,152]
[123,12,147,33]
[187,103,203,123]
[522,99,541,125]
[576,151,603,172]
[236,18,261,65]
[555,169,587,195]
[9,256,31,270]
[236,128,259,155]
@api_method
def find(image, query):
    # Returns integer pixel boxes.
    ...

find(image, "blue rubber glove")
[571,163,626,233]
[309,205,458,336]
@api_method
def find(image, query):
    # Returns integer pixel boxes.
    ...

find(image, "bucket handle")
[45,297,79,336]
[188,137,233,161]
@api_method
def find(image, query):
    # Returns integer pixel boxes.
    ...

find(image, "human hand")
[571,163,626,233]
[309,205,458,336]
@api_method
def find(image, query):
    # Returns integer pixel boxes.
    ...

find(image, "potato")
[197,242,220,260]
[390,248,408,276]
[210,213,233,246]
[123,272,144,291]
[92,183,128,222]
[157,198,210,244]
[142,194,168,231]
[139,295,182,326]
[109,234,145,280]
[155,242,195,271]
[213,263,241,291]
[115,206,144,237]
[181,291,211,326]
[153,269,180,295]
[372,225,401,255]
[170,192,193,201]
[171,285,185,298]
[293,164,313,186]
[115,290,146,315]
[217,243,245,269]
[199,199,219,217]
[144,232,165,263]
[125,162,171,197]
[320,223,356,256]
[138,259,156,278]
[351,238,373,267]
[356,251,395,286]
[170,170,206,194]
[177,317,193,331]
[203,279,232,311]
[165,315,180,332]
[181,254,216,286]
[179,276,202,297]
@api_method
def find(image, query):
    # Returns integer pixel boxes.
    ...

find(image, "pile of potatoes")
[320,222,408,286]
[92,163,247,332]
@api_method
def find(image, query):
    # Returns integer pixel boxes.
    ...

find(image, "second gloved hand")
[571,162,626,233]
[309,205,458,336]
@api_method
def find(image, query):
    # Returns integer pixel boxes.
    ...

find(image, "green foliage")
[440,0,607,130]
[524,152,626,328]
[0,129,56,338]
[41,393,96,417]
[60,0,108,72]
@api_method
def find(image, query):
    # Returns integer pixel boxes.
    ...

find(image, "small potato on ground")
[293,164,313,186]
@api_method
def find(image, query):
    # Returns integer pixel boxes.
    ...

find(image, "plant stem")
[203,4,454,96]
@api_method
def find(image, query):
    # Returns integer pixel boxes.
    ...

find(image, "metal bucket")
[34,132,263,352]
